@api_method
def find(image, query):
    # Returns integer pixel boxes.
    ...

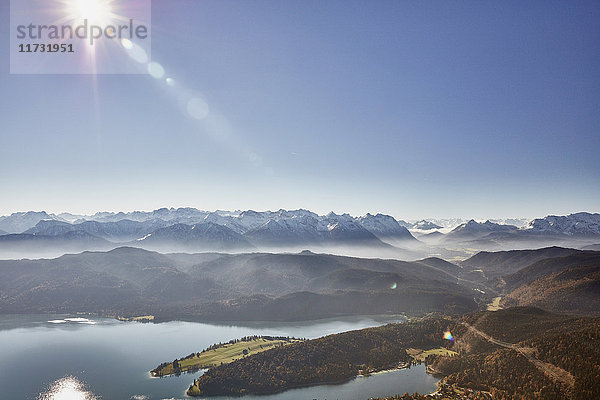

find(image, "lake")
[0,314,439,400]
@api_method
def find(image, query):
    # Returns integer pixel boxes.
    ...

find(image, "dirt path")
[461,322,575,389]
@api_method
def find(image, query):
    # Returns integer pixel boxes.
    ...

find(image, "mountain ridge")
[1,209,599,259]
[0,247,479,320]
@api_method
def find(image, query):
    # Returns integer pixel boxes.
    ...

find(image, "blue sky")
[1,0,599,219]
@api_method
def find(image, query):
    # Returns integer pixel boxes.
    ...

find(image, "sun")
[64,0,115,25]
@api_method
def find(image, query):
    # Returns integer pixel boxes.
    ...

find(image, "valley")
[0,210,599,399]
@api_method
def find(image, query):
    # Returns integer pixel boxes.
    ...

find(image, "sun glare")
[65,0,114,25]
[38,376,98,400]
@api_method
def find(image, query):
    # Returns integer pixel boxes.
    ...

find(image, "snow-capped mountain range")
[438,213,600,246]
[0,211,63,234]
[444,213,600,238]
[446,219,519,240]
[412,220,443,230]
[525,212,600,236]
[0,210,598,253]
[0,209,416,251]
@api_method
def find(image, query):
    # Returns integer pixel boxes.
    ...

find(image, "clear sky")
[1,0,599,220]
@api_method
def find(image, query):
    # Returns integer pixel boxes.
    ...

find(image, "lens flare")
[121,40,148,63]
[121,38,133,49]
[443,330,454,342]
[147,62,165,79]
[187,97,210,120]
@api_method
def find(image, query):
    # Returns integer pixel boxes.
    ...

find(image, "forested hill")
[460,246,583,280]
[189,307,600,399]
[188,317,452,396]
[494,251,600,316]
[0,247,479,320]
[458,247,600,317]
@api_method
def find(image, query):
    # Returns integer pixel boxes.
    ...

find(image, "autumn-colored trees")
[190,318,453,396]
[189,308,600,399]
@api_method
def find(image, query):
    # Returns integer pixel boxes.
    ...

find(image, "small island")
[150,335,303,378]
[116,315,155,323]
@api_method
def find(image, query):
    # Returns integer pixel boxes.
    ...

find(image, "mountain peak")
[526,212,600,236]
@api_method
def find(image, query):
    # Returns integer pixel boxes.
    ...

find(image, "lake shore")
[188,346,451,397]
[189,364,437,397]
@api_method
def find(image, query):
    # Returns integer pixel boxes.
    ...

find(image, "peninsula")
[151,336,303,378]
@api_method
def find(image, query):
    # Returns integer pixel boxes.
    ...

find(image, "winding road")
[461,322,575,389]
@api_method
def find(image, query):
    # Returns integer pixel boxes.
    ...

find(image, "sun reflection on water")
[38,376,98,400]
